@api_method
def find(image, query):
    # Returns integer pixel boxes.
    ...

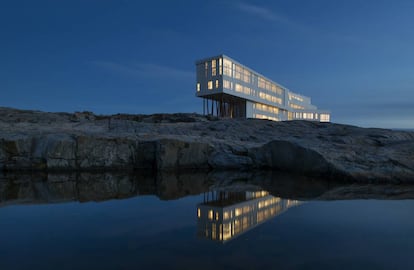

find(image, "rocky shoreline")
[1,107,413,183]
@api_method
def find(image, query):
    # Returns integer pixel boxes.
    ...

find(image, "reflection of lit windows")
[208,210,213,220]
[223,211,230,220]
[208,81,213,90]
[212,223,216,239]
[212,59,216,76]
[215,80,219,89]
[223,223,232,240]
[235,208,242,217]
[197,208,201,218]
[196,83,200,92]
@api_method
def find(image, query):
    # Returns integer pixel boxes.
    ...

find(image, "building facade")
[195,55,330,122]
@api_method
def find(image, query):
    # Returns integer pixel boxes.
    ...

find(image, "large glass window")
[223,58,232,77]
[223,80,231,89]
[212,59,216,76]
[320,114,330,122]
[234,64,242,80]
[219,58,223,75]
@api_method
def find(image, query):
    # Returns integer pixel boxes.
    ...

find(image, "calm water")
[1,173,414,270]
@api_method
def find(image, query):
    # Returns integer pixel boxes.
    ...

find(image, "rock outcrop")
[1,107,414,182]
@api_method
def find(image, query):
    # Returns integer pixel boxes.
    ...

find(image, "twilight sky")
[1,0,413,128]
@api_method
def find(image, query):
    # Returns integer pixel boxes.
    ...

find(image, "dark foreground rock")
[1,107,414,183]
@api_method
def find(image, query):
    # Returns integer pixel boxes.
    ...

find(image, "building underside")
[201,93,246,118]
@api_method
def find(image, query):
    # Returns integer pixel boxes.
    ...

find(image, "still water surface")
[1,173,414,270]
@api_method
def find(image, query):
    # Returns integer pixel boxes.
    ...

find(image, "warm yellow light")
[208,81,213,90]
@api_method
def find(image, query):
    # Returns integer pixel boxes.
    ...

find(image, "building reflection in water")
[196,190,301,243]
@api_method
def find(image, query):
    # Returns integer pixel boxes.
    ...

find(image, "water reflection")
[1,171,414,208]
[197,190,301,243]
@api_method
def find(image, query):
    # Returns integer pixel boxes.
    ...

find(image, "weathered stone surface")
[208,151,253,169]
[155,139,212,170]
[249,140,336,176]
[1,107,414,182]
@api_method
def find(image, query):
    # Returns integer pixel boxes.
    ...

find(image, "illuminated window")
[234,64,242,80]
[211,223,216,239]
[208,210,213,220]
[208,81,213,90]
[223,58,232,77]
[258,77,265,88]
[197,208,201,218]
[235,83,243,93]
[212,59,216,76]
[215,80,219,88]
[196,83,200,92]
[235,208,242,217]
[223,80,231,89]
[223,211,230,220]
[320,114,330,122]
[219,58,222,75]
[215,212,219,220]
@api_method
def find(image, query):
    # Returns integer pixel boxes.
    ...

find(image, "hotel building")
[196,190,301,243]
[195,55,330,122]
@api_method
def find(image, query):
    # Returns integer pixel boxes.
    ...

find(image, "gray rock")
[208,151,253,169]
[1,107,414,182]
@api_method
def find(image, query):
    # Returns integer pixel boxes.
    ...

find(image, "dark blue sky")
[1,0,413,128]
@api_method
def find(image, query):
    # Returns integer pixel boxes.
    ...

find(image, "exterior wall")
[245,101,254,118]
[195,55,330,122]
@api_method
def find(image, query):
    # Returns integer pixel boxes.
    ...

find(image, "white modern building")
[195,55,330,122]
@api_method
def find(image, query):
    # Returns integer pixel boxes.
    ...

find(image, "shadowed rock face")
[1,172,414,208]
[1,107,414,183]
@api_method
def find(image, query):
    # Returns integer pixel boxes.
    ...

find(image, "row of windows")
[207,80,219,90]
[289,103,305,110]
[254,114,279,121]
[221,58,284,96]
[258,77,284,95]
[203,199,295,241]
[293,112,317,120]
[258,197,281,209]
[209,58,223,77]
[288,93,304,102]
[253,103,280,115]
[246,191,269,199]
[223,80,283,105]
[320,113,330,122]
[258,92,283,105]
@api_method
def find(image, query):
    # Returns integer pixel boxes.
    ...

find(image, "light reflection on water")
[197,190,301,243]
[1,172,414,270]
